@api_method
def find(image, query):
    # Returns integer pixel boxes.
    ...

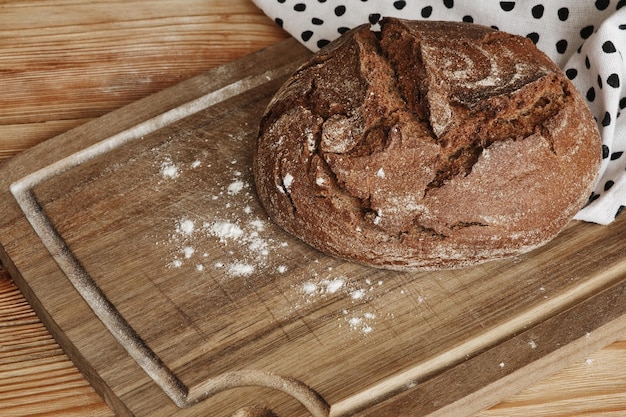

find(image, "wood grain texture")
[0,1,625,416]
[0,0,289,160]
[0,268,114,417]
[2,38,626,415]
[3,265,626,417]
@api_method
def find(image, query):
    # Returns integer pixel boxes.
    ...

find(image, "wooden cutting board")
[1,38,626,417]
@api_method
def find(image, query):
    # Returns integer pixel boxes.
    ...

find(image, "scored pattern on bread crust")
[254,18,601,270]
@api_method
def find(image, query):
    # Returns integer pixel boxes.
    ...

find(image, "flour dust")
[153,149,387,336]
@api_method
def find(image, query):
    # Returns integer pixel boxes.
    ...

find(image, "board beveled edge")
[6,61,331,416]
[356,261,626,417]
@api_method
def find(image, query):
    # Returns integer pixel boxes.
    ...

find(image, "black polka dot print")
[301,30,313,42]
[603,40,617,53]
[317,39,331,48]
[581,25,595,39]
[565,68,578,80]
[596,0,610,11]
[587,87,596,102]
[369,13,381,25]
[394,1,406,10]
[589,192,601,204]
[500,2,515,12]
[251,0,626,224]
[527,32,540,44]
[556,39,568,54]
[531,5,545,19]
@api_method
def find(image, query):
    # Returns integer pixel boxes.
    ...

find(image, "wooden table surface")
[1,1,625,415]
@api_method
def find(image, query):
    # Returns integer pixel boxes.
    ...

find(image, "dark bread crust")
[254,18,601,270]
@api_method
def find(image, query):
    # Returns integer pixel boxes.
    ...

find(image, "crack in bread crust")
[253,18,601,270]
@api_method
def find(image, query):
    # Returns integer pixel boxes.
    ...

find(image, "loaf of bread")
[253,18,601,270]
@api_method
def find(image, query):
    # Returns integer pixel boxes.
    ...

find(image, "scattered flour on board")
[160,157,180,179]
[177,219,195,235]
[209,221,244,242]
[157,151,399,336]
[296,271,386,335]
[227,262,255,276]
[227,180,245,195]
[345,312,376,334]
[160,153,292,280]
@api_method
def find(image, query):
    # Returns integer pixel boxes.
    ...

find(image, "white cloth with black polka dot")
[252,0,626,224]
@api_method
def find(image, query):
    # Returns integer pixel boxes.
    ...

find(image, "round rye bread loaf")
[253,18,601,271]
